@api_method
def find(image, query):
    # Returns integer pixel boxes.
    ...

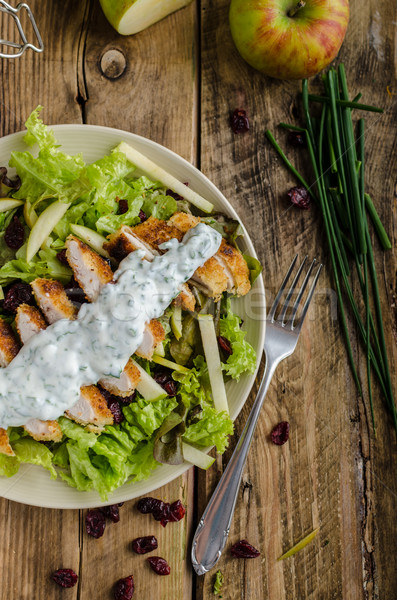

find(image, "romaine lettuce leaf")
[183,406,233,453]
[12,438,57,479]
[220,300,256,380]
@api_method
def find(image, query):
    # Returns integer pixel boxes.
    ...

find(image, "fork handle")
[191,354,279,575]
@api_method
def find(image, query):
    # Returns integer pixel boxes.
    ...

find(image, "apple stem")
[288,0,306,18]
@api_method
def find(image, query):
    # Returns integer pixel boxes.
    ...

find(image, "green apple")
[229,0,349,80]
[99,0,193,36]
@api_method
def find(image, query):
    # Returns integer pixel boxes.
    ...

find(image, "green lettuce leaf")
[11,438,57,479]
[172,355,212,408]
[0,246,71,285]
[183,406,233,453]
[220,300,256,380]
[142,194,177,220]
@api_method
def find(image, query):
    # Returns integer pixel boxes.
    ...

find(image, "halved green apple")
[99,0,193,36]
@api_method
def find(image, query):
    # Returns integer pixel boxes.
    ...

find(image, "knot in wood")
[100,49,127,80]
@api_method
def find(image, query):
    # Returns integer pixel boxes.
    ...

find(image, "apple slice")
[116,141,214,213]
[99,0,193,36]
[153,341,165,357]
[182,442,215,470]
[198,314,229,414]
[70,224,110,258]
[170,305,183,340]
[26,201,70,262]
[131,358,168,402]
[0,198,23,213]
[23,201,38,229]
[151,355,190,374]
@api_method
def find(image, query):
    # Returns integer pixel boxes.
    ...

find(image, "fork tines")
[268,255,322,330]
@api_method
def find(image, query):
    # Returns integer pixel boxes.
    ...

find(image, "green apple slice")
[182,442,215,470]
[131,358,168,401]
[23,200,38,229]
[26,201,70,262]
[70,224,110,258]
[198,314,229,414]
[116,141,214,213]
[0,286,4,301]
[0,198,23,213]
[151,355,190,374]
[153,341,165,357]
[100,0,193,36]
[170,305,183,340]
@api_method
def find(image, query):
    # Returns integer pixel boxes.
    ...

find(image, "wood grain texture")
[0,0,395,598]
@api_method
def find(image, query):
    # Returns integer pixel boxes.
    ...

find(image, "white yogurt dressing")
[0,223,221,428]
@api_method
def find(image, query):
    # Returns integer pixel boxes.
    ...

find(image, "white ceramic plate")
[0,125,266,509]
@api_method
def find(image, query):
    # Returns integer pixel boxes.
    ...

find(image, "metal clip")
[0,1,44,58]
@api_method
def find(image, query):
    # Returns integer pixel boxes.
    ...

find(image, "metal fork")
[191,255,322,575]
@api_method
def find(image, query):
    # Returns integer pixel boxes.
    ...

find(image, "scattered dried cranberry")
[100,504,121,523]
[132,535,158,554]
[114,575,134,600]
[136,497,186,527]
[118,391,136,405]
[230,109,250,134]
[271,421,290,445]
[51,568,78,588]
[3,282,34,313]
[118,199,128,214]
[153,370,177,397]
[287,186,310,210]
[56,249,69,265]
[147,557,171,576]
[4,215,24,249]
[107,398,124,424]
[287,131,306,148]
[230,539,260,559]
[217,335,233,356]
[138,209,148,222]
[85,509,106,538]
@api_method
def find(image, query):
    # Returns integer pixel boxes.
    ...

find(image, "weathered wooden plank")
[198,0,396,599]
[77,3,197,599]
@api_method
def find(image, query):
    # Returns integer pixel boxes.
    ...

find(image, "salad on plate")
[0,108,261,500]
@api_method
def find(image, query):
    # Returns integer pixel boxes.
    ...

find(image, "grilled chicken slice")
[31,278,77,324]
[15,304,47,344]
[65,385,113,431]
[65,235,113,302]
[0,428,14,456]
[104,224,158,262]
[0,318,20,367]
[135,319,165,360]
[99,358,141,397]
[24,418,63,442]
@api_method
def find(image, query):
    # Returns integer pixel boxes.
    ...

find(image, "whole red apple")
[229,0,349,80]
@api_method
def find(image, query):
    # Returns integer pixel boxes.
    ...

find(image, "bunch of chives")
[266,64,395,437]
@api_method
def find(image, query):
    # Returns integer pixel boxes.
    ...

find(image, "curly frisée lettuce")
[0,108,260,499]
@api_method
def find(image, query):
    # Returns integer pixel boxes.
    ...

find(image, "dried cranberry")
[114,575,134,600]
[152,500,168,523]
[56,249,69,265]
[132,535,158,554]
[287,131,306,148]
[4,215,24,249]
[271,421,290,445]
[169,499,186,523]
[118,391,136,405]
[217,335,233,356]
[147,557,171,576]
[100,504,121,523]
[230,109,250,134]
[136,496,162,514]
[51,568,78,588]
[85,509,106,538]
[118,199,128,214]
[165,183,189,201]
[153,370,177,397]
[108,399,124,424]
[230,539,260,558]
[3,282,34,313]
[287,186,310,210]
[138,209,148,222]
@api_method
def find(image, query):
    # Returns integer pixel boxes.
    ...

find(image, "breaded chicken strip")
[31,278,77,324]
[135,319,165,360]
[0,319,19,367]
[132,216,183,251]
[99,358,141,397]
[172,283,195,312]
[168,212,200,233]
[65,385,113,431]
[215,239,251,296]
[65,235,113,302]
[104,224,158,262]
[24,419,63,442]
[0,428,14,456]
[15,304,47,344]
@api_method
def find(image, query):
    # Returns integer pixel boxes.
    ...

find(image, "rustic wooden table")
[0,1,396,598]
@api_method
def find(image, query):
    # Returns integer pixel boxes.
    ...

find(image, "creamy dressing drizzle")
[0,223,221,428]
